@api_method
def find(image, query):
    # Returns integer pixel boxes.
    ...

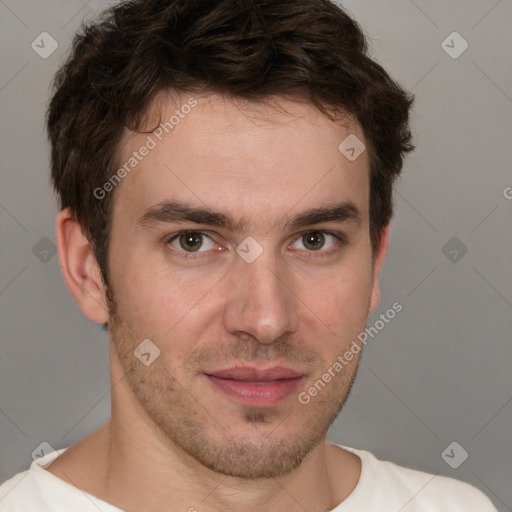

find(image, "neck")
[50,346,361,512]
[103,408,342,512]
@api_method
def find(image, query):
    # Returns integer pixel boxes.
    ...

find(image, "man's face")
[105,93,382,478]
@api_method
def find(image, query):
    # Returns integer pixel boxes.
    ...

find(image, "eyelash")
[165,230,346,260]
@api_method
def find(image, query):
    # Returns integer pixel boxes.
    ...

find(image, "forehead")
[112,93,370,229]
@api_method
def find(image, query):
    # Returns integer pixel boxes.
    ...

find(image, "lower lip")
[206,375,303,407]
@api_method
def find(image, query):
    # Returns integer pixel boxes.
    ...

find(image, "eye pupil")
[180,232,203,251]
[303,232,325,250]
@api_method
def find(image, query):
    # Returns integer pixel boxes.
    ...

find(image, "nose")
[222,250,299,345]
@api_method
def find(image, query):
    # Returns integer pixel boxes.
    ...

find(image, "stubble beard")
[106,289,362,480]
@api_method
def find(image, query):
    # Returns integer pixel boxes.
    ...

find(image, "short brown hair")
[47,0,414,286]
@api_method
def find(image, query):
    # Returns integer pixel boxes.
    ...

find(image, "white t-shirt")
[0,445,498,512]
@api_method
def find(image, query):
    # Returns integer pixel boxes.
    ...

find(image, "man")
[0,0,498,510]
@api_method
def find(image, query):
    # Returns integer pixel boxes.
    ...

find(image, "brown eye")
[290,231,344,255]
[302,231,325,251]
[168,231,215,254]
[179,232,203,251]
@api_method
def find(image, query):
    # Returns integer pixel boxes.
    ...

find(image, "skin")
[49,93,389,512]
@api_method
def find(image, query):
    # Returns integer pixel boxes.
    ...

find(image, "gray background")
[0,0,511,510]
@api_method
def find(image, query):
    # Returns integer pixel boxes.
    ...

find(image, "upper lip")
[206,366,303,381]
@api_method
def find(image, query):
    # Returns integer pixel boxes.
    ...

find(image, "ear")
[368,224,390,314]
[56,208,109,324]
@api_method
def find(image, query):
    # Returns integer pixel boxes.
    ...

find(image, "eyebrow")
[138,200,361,232]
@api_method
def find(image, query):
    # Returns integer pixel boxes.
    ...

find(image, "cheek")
[109,248,224,343]
[300,256,374,337]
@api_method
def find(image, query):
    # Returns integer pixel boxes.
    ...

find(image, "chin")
[190,436,318,479]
